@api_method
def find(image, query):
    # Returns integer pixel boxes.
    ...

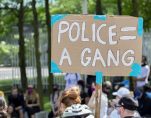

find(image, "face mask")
[28,88,33,94]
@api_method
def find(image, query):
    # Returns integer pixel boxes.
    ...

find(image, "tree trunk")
[96,0,103,15]
[130,0,138,91]
[44,0,53,94]
[18,0,28,92]
[131,0,138,16]
[32,0,44,109]
[117,0,122,15]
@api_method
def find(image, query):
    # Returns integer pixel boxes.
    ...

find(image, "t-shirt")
[137,65,150,87]
[8,94,24,108]
[64,73,81,89]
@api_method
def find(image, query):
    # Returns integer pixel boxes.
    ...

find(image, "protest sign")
[51,15,143,76]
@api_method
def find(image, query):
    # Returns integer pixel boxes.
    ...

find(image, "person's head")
[117,96,138,118]
[26,85,37,101]
[142,55,147,65]
[103,81,112,95]
[53,84,59,91]
[62,104,94,118]
[12,87,18,97]
[27,85,34,95]
[67,86,80,95]
[60,90,81,112]
[77,80,85,93]
[112,87,130,102]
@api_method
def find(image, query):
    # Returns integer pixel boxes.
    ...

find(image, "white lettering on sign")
[109,25,117,45]
[80,48,135,67]
[81,22,89,42]
[69,22,80,42]
[92,48,106,67]
[58,21,69,43]
[81,48,91,66]
[107,50,119,66]
[59,48,72,66]
[96,24,106,45]
[122,50,135,66]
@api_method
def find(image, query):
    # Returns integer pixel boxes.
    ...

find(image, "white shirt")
[64,73,81,89]
[137,65,150,87]
[109,109,120,118]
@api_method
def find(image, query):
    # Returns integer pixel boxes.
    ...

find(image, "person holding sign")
[88,81,111,118]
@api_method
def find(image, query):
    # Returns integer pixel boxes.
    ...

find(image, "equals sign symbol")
[120,27,136,40]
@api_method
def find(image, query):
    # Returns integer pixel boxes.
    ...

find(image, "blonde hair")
[61,90,81,108]
[25,89,38,102]
[0,91,4,97]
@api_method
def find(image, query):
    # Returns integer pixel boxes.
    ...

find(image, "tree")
[18,0,28,91]
[117,0,122,15]
[31,0,44,109]
[45,0,53,94]
[131,0,138,16]
[129,0,139,91]
[50,0,81,14]
[0,0,28,91]
[96,0,103,15]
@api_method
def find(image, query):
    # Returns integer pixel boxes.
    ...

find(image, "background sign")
[51,15,143,76]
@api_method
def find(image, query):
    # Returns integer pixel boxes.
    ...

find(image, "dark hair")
[142,56,148,66]
[143,84,151,92]
[78,80,85,91]
[118,96,138,111]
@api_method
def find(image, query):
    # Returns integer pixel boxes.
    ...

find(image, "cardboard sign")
[51,15,143,76]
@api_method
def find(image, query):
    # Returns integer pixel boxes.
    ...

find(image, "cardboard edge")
[51,14,67,26]
[138,17,143,37]
[129,63,141,77]
[50,60,62,73]
[93,15,107,21]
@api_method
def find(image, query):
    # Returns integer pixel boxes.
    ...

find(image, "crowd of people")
[0,85,40,118]
[49,56,151,118]
[49,78,151,118]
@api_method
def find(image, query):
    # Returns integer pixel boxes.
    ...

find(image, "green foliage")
[88,0,95,14]
[139,0,151,31]
[0,41,18,65]
[50,0,82,14]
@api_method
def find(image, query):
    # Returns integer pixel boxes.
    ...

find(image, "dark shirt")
[124,116,142,118]
[8,94,24,108]
[138,91,151,116]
